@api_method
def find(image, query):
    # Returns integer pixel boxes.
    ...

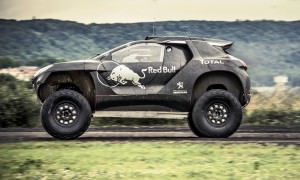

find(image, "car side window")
[112,43,164,63]
[163,45,192,69]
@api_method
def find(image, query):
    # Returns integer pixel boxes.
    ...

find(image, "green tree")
[26,58,64,67]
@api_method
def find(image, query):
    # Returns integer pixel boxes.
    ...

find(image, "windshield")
[90,42,131,60]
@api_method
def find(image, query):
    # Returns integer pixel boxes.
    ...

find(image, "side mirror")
[100,52,112,60]
[106,52,112,60]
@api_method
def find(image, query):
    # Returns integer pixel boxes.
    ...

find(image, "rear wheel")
[191,89,242,138]
[41,89,91,140]
[187,113,206,137]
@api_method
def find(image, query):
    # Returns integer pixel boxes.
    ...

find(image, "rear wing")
[145,36,233,50]
[202,38,233,50]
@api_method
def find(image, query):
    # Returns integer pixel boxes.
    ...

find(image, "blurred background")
[0,0,299,128]
[0,1,300,179]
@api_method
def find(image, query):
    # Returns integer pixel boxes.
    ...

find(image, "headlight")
[33,64,53,77]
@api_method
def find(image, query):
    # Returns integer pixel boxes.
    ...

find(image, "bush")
[0,57,22,68]
[0,74,39,127]
[244,109,300,125]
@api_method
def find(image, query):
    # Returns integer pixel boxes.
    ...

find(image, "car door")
[97,42,165,95]
[145,44,190,94]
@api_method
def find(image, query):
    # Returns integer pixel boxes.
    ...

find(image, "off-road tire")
[187,112,206,137]
[192,89,242,138]
[41,89,91,140]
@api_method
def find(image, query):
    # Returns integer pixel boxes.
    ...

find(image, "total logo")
[96,61,175,89]
[200,59,224,64]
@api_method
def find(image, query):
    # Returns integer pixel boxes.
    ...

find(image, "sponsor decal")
[96,61,120,88]
[97,61,146,89]
[177,81,184,89]
[200,59,224,65]
[107,65,146,89]
[147,66,176,74]
[97,61,176,89]
[172,90,187,94]
[173,81,187,94]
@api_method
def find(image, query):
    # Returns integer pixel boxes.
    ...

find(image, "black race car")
[32,36,251,139]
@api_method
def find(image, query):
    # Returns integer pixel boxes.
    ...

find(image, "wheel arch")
[192,70,244,105]
[38,71,96,111]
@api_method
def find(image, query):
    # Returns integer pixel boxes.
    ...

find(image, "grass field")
[0,142,299,179]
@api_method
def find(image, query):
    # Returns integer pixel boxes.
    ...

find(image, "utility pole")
[152,18,156,36]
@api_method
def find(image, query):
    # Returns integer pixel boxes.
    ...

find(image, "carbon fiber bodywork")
[32,36,251,112]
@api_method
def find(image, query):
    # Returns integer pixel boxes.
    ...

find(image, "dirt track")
[0,125,299,145]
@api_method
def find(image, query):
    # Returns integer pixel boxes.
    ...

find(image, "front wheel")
[41,89,91,140]
[191,89,242,138]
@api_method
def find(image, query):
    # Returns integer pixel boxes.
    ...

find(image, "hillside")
[0,19,299,86]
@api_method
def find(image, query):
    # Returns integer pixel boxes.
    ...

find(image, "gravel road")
[0,125,299,145]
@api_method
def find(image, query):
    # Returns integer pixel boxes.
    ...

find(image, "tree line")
[0,57,64,68]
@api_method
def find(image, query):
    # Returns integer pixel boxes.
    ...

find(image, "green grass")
[0,142,299,179]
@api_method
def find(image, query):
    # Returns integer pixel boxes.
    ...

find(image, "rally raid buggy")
[32,36,251,139]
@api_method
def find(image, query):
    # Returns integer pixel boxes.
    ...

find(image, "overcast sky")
[0,0,299,24]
